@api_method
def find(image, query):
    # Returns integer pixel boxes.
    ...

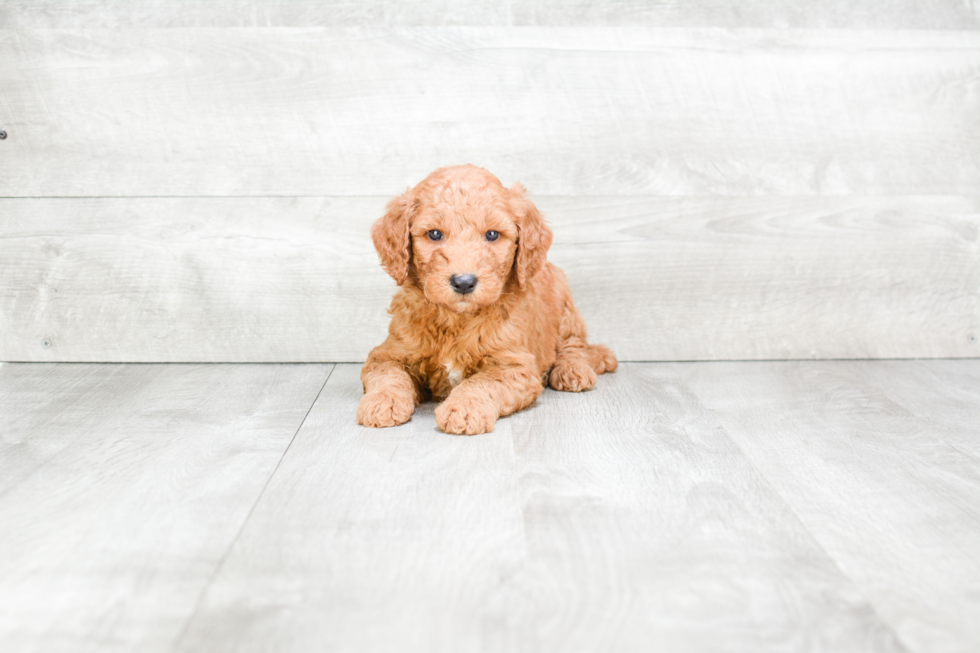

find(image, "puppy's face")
[372,165,553,313]
[409,189,518,313]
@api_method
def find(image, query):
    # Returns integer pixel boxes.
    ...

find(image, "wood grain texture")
[3,360,979,651]
[0,197,390,362]
[0,362,331,653]
[1,28,979,197]
[175,363,914,652]
[2,0,978,29]
[508,363,907,653]
[2,196,976,362]
[680,360,980,653]
[173,364,533,653]
[855,360,980,459]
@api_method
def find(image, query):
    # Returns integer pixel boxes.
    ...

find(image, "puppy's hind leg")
[585,342,618,376]
[548,300,618,393]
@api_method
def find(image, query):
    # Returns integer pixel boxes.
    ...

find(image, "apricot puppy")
[357,165,617,435]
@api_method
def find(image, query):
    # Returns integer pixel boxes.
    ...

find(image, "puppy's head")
[372,165,552,312]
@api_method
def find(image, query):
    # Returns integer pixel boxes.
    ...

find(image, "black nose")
[450,274,478,295]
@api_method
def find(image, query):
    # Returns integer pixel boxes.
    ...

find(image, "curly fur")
[358,164,617,435]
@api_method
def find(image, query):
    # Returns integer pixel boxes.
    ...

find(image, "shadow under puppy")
[358,164,617,435]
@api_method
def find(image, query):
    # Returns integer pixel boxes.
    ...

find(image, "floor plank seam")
[696,404,917,653]
[165,363,336,653]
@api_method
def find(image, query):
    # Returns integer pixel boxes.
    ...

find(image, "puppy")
[358,165,617,435]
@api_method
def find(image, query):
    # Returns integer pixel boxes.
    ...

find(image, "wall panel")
[2,196,976,362]
[2,1,978,29]
[2,18,976,361]
[1,28,978,197]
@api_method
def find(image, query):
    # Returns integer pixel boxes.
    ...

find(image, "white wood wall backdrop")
[1,0,978,29]
[1,5,978,362]
[2,196,976,362]
[3,28,980,197]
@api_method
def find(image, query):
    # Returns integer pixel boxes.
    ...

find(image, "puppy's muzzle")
[450,274,478,295]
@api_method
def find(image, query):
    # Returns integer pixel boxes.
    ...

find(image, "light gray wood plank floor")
[0,362,332,653]
[1,360,978,652]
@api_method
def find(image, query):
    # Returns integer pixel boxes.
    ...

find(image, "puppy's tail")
[586,344,618,375]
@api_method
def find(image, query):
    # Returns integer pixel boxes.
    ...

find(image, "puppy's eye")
[427,230,443,241]
[485,230,500,242]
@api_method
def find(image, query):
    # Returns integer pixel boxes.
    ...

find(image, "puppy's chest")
[442,361,465,388]
[412,333,484,398]
[401,312,501,397]
[420,349,473,398]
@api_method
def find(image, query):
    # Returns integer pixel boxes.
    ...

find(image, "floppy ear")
[371,190,415,285]
[509,183,553,288]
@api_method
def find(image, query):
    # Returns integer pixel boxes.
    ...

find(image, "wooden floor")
[1,360,978,653]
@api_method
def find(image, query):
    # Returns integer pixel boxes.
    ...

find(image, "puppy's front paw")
[435,395,498,435]
[549,359,597,392]
[357,390,414,428]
